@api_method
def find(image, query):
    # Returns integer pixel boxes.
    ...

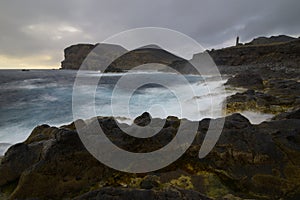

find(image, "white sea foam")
[0,143,11,156]
[85,70,177,77]
[240,111,274,124]
[0,78,58,90]
[40,94,59,102]
[0,123,33,145]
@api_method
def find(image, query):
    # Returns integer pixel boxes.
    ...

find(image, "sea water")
[0,69,235,155]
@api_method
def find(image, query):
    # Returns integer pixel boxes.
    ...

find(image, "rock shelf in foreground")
[0,110,300,199]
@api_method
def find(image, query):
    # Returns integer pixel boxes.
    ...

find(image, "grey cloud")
[0,0,299,67]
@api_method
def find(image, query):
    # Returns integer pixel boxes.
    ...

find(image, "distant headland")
[60,35,300,74]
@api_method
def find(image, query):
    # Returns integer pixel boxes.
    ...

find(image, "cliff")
[61,44,197,73]
[61,44,96,70]
[61,43,128,72]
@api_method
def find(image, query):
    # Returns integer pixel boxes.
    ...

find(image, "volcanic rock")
[0,110,300,199]
[225,71,264,89]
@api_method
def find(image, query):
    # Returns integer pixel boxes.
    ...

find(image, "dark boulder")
[0,142,42,186]
[133,112,152,126]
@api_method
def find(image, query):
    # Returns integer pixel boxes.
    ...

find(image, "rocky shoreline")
[1,35,299,199]
[0,109,300,199]
[225,71,300,115]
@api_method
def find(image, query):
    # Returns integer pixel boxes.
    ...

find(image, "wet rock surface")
[222,45,300,115]
[0,110,300,199]
[225,78,300,114]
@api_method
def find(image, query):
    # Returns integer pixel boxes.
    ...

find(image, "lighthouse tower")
[236,36,240,46]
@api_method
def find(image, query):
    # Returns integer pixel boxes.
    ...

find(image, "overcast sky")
[0,0,299,69]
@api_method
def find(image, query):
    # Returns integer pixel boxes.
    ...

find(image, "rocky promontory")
[60,44,197,74]
[61,44,96,70]
[61,43,128,72]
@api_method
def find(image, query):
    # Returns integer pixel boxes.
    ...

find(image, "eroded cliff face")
[61,43,128,71]
[61,44,96,70]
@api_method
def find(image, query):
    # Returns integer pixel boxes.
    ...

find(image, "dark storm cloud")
[0,0,299,67]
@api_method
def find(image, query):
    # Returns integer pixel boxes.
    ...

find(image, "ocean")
[0,69,229,155]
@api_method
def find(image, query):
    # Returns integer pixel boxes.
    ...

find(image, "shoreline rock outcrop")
[225,72,300,114]
[1,110,300,199]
